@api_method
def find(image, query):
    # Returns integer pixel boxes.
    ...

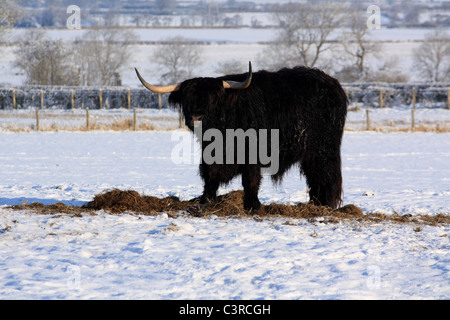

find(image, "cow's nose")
[190,115,203,127]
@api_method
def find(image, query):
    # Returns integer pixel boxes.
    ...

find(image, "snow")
[0,130,449,299]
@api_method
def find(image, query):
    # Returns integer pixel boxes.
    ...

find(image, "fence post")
[133,108,137,131]
[411,87,416,131]
[13,89,16,109]
[379,89,384,108]
[179,110,183,128]
[86,108,90,130]
[36,108,40,131]
[71,90,74,109]
[366,109,370,130]
[128,89,131,109]
[447,88,450,109]
[158,93,162,110]
[99,89,103,109]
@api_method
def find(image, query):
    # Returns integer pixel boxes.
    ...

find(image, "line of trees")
[264,1,450,83]
[265,2,401,82]
[2,0,137,87]
[153,2,450,84]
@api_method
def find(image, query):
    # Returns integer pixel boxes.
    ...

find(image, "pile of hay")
[83,188,364,219]
[83,189,191,215]
[9,189,449,226]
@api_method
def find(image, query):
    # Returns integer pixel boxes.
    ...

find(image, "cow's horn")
[223,61,252,90]
[135,68,180,93]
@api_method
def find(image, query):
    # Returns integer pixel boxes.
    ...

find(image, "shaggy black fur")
[169,66,348,210]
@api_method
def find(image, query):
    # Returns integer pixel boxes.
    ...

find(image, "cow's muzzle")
[187,115,203,128]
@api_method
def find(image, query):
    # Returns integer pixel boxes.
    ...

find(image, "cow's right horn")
[135,68,180,93]
[223,61,252,90]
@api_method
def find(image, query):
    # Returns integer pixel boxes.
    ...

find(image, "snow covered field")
[0,130,449,299]
[0,108,181,132]
[1,23,449,301]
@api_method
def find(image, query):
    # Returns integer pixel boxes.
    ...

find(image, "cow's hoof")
[200,194,216,204]
[244,198,261,212]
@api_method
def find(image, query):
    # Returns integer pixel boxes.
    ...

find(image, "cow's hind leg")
[301,149,343,209]
[242,165,262,211]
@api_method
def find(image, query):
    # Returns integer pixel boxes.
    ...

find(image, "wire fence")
[0,86,165,110]
[0,84,449,132]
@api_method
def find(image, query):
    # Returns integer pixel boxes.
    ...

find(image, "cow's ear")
[168,90,182,108]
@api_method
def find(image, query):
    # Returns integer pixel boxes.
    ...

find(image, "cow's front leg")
[200,180,219,204]
[242,165,262,211]
[199,163,219,204]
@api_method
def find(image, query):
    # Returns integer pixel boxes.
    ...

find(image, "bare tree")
[152,36,203,84]
[267,1,345,69]
[74,28,138,86]
[413,29,450,82]
[0,0,21,44]
[16,28,137,86]
[15,29,77,85]
[339,5,381,80]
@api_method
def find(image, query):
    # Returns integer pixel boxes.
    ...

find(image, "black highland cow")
[135,62,347,210]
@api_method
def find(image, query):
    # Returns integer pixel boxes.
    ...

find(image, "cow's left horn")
[135,68,180,93]
[223,61,252,90]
